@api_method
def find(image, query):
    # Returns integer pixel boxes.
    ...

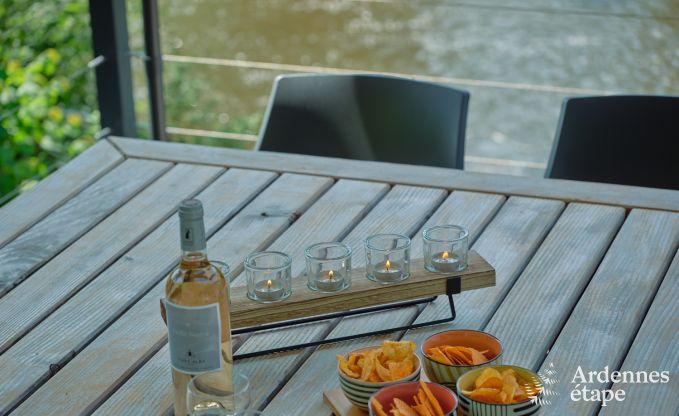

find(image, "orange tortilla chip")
[376,382,445,416]
[360,351,376,381]
[502,384,516,404]
[371,398,389,416]
[419,381,444,416]
[393,398,419,416]
[388,360,413,381]
[428,344,490,366]
[337,355,359,378]
[383,340,416,361]
[470,348,489,365]
[466,387,504,404]
[337,340,417,383]
[443,346,471,365]
[427,347,453,365]
[463,368,539,405]
[375,358,393,381]
[412,403,433,416]
[475,368,503,389]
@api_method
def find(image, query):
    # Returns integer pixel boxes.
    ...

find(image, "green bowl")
[456,365,544,416]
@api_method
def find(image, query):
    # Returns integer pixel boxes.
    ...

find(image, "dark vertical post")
[88,0,136,137]
[142,0,167,140]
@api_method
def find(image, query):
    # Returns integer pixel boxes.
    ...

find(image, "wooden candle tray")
[231,250,495,359]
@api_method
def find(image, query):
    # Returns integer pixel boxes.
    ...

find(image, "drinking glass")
[187,373,250,416]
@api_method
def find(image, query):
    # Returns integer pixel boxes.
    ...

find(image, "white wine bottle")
[163,199,233,416]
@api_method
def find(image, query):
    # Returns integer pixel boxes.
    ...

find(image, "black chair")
[545,95,679,189]
[256,74,469,169]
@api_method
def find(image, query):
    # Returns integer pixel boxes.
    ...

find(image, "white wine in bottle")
[163,199,233,416]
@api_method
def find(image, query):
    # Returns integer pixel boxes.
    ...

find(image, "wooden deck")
[0,136,677,416]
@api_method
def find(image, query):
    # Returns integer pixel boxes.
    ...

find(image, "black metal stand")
[233,276,461,360]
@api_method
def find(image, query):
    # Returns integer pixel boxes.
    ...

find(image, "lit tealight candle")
[431,250,462,273]
[372,259,403,283]
[254,278,285,302]
[314,270,345,292]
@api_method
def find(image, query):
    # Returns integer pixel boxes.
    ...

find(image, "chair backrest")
[256,74,469,169]
[545,95,679,190]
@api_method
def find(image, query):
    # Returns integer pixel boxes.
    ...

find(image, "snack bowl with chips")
[456,365,543,416]
[337,341,421,410]
[369,380,458,416]
[421,330,502,389]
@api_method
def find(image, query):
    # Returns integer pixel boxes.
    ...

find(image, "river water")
[133,0,679,176]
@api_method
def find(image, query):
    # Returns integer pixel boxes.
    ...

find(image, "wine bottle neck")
[179,215,207,252]
[181,249,208,260]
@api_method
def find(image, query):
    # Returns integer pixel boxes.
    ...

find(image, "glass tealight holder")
[365,233,411,284]
[245,252,292,303]
[305,242,352,293]
[423,225,469,273]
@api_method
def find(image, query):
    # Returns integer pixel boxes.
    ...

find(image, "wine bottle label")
[165,300,222,374]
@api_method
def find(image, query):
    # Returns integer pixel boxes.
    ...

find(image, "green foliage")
[0,0,99,197]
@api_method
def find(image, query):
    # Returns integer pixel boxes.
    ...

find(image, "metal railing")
[89,0,165,140]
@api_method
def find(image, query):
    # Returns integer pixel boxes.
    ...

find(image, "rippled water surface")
[138,0,679,175]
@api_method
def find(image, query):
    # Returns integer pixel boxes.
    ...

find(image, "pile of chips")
[426,345,489,366]
[337,340,416,382]
[461,368,538,404]
[371,381,445,416]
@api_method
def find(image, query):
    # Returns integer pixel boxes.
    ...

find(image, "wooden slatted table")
[0,136,677,416]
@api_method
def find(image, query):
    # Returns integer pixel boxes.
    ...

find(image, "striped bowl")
[456,365,544,416]
[421,330,503,390]
[338,346,421,410]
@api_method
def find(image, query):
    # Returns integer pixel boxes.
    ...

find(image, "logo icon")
[533,362,559,406]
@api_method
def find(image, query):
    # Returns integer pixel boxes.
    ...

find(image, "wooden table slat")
[599,250,679,416]
[0,168,279,414]
[483,203,625,370]
[262,190,506,415]
[0,140,124,249]
[541,210,679,415]
[0,164,224,356]
[93,343,174,416]
[110,136,679,212]
[0,158,171,296]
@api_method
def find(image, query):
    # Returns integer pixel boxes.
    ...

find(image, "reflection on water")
[140,0,679,176]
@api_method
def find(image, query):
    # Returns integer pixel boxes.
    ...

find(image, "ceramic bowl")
[338,345,421,410]
[421,330,502,390]
[456,365,544,416]
[368,381,458,416]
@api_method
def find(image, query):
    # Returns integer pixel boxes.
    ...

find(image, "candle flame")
[442,251,449,260]
[328,270,334,280]
[266,279,273,289]
[385,260,391,271]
